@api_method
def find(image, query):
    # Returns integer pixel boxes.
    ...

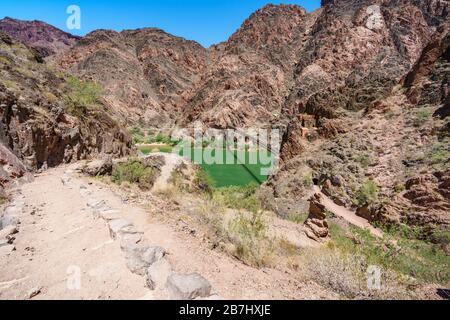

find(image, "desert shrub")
[299,248,413,299]
[66,76,102,105]
[301,248,367,298]
[213,183,261,213]
[42,90,58,103]
[193,191,272,267]
[430,142,449,166]
[394,183,405,194]
[194,168,215,196]
[0,78,20,92]
[329,222,450,287]
[64,76,103,117]
[168,170,184,191]
[156,133,182,147]
[0,195,8,206]
[356,180,379,205]
[154,185,179,201]
[194,200,226,237]
[0,55,11,65]
[129,126,145,144]
[287,213,308,224]
[301,170,313,187]
[355,154,372,169]
[413,109,430,127]
[227,211,273,267]
[112,159,156,190]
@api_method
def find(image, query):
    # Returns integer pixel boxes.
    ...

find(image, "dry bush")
[298,248,416,300]
[227,211,275,267]
[154,186,180,202]
[193,200,274,267]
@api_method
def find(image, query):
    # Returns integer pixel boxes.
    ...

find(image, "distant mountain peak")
[0,16,80,57]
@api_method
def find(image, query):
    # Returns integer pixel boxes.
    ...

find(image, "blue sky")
[0,1,321,47]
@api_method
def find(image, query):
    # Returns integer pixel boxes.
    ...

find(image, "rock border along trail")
[79,171,214,300]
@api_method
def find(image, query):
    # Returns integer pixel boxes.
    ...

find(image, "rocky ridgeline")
[0,17,80,58]
[57,28,208,127]
[180,4,314,128]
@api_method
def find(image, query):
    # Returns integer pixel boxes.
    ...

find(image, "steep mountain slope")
[263,0,449,242]
[0,32,132,193]
[282,0,446,125]
[180,4,317,128]
[0,17,80,58]
[58,28,208,126]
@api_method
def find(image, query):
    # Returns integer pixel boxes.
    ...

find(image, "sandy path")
[0,169,148,300]
[0,164,336,300]
[313,186,383,238]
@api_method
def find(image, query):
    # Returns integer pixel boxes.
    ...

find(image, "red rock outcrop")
[58,28,208,126]
[304,193,329,242]
[265,0,449,236]
[0,32,132,178]
[180,4,316,129]
[0,17,79,57]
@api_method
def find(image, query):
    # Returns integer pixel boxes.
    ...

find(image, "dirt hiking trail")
[313,186,383,238]
[0,164,336,300]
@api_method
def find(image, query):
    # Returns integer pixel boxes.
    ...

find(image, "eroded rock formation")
[0,32,132,191]
[58,29,208,126]
[304,194,329,242]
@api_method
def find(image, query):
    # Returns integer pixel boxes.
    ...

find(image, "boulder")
[145,258,173,290]
[87,199,107,209]
[304,193,329,242]
[108,219,132,239]
[82,158,113,176]
[0,243,15,256]
[99,209,121,221]
[120,233,144,252]
[1,212,19,229]
[0,143,28,189]
[166,272,212,300]
[125,245,166,276]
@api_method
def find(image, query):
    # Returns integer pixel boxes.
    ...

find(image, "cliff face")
[263,0,449,238]
[57,28,208,127]
[0,17,80,58]
[180,0,448,130]
[282,0,445,123]
[0,32,132,192]
[180,5,317,129]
